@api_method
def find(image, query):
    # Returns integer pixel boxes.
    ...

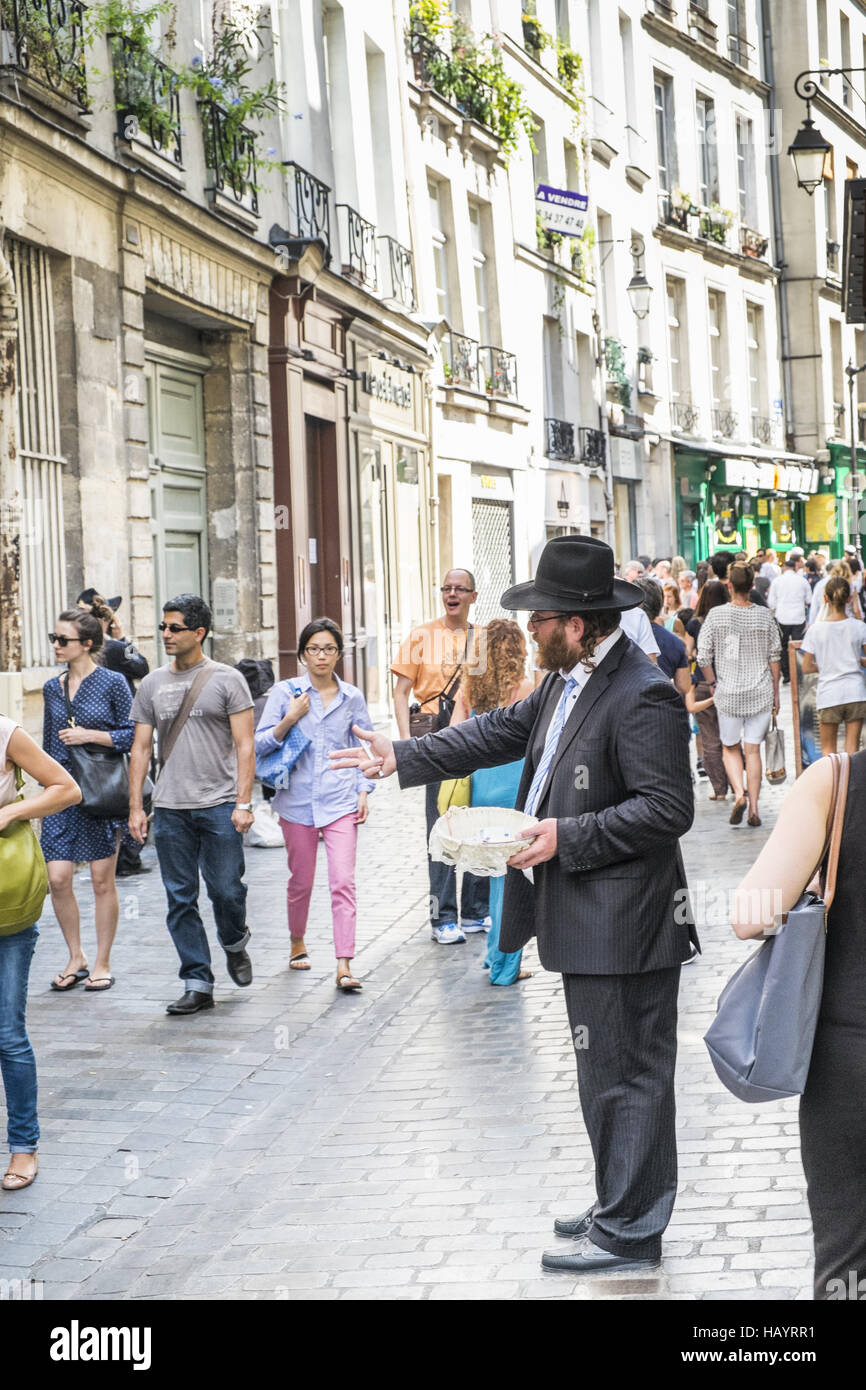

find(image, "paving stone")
[0,756,814,1298]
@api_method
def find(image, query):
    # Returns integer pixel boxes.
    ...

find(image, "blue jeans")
[153,804,250,995]
[0,925,39,1152]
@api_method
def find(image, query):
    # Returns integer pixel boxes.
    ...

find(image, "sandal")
[2,1156,38,1190]
[289,952,311,971]
[50,968,89,992]
[747,812,762,827]
[84,976,115,992]
[336,971,362,992]
[729,797,747,825]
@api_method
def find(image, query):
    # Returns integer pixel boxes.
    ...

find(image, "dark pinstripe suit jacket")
[394,633,698,975]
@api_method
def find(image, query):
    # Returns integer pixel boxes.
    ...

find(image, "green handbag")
[0,766,49,936]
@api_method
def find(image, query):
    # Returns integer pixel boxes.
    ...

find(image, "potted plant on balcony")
[703,202,733,244]
[669,187,694,231]
[740,226,769,259]
[521,12,548,59]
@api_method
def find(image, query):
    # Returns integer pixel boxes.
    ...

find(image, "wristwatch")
[235,802,253,812]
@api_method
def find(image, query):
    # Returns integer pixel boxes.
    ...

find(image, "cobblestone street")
[0,696,813,1301]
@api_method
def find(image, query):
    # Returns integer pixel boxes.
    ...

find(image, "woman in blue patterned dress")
[41,611,134,993]
[450,619,534,985]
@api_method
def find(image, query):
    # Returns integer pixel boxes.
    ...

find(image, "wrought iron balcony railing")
[336,205,377,291]
[0,0,87,108]
[727,33,755,70]
[658,191,693,233]
[377,236,415,311]
[480,345,518,400]
[111,36,182,166]
[697,209,733,248]
[712,406,738,439]
[442,331,478,390]
[579,426,607,466]
[545,418,575,461]
[687,1,717,46]
[283,161,331,262]
[200,100,258,213]
[740,225,769,259]
[752,414,783,447]
[671,400,701,435]
[409,27,497,132]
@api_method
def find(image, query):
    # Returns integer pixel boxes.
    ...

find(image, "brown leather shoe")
[729,797,747,825]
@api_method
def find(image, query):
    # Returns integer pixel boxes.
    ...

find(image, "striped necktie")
[524,676,578,817]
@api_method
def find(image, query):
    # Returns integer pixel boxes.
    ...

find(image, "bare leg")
[46,860,87,984]
[721,743,745,801]
[743,741,763,817]
[844,720,862,755]
[89,850,120,983]
[820,722,838,756]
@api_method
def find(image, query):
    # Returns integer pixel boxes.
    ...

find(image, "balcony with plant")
[442,330,479,391]
[409,0,534,161]
[480,345,518,400]
[604,337,631,411]
[1,0,89,110]
[698,203,734,247]
[110,32,182,167]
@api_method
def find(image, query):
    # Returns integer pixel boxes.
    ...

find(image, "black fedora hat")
[500,535,643,613]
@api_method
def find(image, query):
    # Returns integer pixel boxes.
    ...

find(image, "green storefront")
[674,446,840,566]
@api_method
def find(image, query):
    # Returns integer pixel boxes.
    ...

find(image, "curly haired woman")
[450,619,534,985]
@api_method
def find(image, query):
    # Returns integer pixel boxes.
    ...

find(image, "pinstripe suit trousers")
[561,965,681,1260]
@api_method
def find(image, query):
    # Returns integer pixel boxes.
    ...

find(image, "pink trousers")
[280,813,358,959]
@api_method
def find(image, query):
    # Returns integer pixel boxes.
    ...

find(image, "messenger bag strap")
[821,751,850,914]
[425,624,474,709]
[157,661,218,769]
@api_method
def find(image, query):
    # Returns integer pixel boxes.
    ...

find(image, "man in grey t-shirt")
[129,594,255,1015]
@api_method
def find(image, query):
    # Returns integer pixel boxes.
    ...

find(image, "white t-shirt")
[0,715,19,809]
[620,606,661,658]
[801,619,866,709]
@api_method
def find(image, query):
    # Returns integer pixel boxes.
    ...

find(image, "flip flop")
[50,968,89,992]
[84,976,115,992]
[289,953,311,971]
[336,972,362,992]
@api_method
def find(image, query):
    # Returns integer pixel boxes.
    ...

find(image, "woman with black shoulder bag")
[41,611,135,993]
[0,711,80,1188]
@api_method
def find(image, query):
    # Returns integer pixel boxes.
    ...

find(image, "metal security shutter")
[10,239,67,669]
[471,498,514,623]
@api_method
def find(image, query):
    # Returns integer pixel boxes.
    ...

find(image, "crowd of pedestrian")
[2,530,864,1297]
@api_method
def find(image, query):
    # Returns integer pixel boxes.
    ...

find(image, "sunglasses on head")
[158,622,193,634]
[48,633,80,647]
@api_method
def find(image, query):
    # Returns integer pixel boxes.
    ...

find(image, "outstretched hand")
[506,818,557,869]
[329,725,397,780]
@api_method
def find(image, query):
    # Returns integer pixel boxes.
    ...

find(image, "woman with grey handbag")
[731,751,864,1299]
[41,611,134,993]
[0,713,80,1189]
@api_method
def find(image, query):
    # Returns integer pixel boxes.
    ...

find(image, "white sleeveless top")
[0,715,19,809]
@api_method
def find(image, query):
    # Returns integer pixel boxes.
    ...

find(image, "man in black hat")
[330,535,697,1274]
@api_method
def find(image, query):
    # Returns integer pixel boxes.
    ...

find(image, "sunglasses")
[158,622,193,634]
[48,633,81,647]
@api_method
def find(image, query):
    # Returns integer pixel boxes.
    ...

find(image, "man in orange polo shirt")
[391,569,489,945]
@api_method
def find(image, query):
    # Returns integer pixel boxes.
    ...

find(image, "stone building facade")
[0,2,282,729]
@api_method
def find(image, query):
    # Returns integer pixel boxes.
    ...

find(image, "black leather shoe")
[165,990,215,1015]
[225,948,252,987]
[553,1205,595,1238]
[541,1236,660,1274]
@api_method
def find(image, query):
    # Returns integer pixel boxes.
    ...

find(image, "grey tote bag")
[704,752,849,1103]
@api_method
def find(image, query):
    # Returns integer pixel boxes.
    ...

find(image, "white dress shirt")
[620,606,660,657]
[768,570,813,625]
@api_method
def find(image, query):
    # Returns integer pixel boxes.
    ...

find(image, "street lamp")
[626,235,652,320]
[788,110,832,194]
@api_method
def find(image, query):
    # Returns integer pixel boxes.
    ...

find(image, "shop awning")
[659,434,813,464]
